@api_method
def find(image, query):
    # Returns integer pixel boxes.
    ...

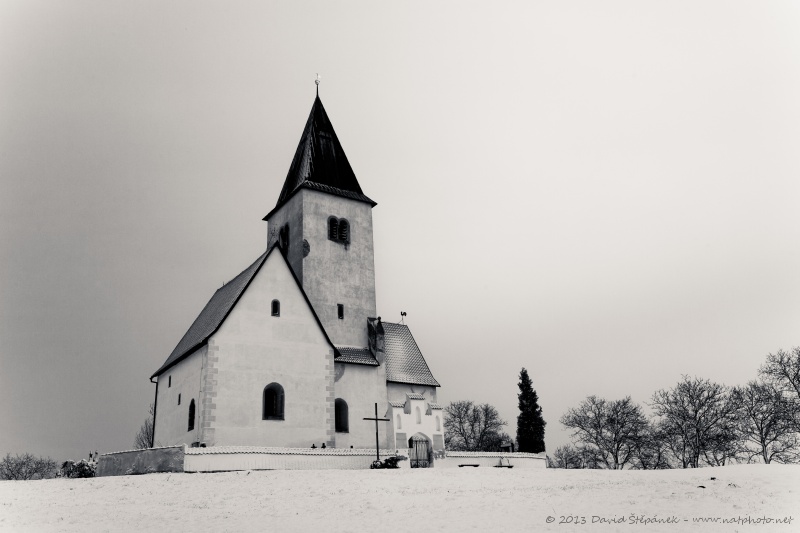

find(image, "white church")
[149,90,444,463]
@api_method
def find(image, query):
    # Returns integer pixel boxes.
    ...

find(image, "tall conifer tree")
[517,367,546,453]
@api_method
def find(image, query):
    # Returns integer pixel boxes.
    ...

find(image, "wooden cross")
[363,402,390,463]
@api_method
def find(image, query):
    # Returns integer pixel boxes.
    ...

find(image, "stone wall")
[97,446,185,477]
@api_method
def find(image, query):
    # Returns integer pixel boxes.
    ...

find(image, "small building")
[149,91,443,463]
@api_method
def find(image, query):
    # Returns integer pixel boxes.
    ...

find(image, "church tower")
[262,94,378,349]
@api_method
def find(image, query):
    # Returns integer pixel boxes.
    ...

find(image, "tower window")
[271,299,280,317]
[178,393,181,405]
[335,399,349,433]
[337,304,344,319]
[188,399,195,431]
[415,406,421,424]
[263,383,285,420]
[168,376,171,387]
[328,217,339,241]
[327,216,350,245]
[278,224,290,253]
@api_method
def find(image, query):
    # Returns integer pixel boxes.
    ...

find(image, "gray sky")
[2,1,799,462]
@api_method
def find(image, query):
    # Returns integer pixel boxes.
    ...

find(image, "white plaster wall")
[300,189,376,348]
[332,363,389,449]
[153,346,206,446]
[386,383,438,404]
[265,193,305,280]
[390,398,445,455]
[207,251,335,448]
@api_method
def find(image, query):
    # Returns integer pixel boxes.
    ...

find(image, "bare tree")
[444,400,508,451]
[731,381,799,464]
[759,347,800,431]
[559,395,648,469]
[651,376,738,468]
[629,421,672,470]
[0,453,57,480]
[134,403,155,449]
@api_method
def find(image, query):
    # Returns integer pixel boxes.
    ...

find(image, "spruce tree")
[517,367,546,453]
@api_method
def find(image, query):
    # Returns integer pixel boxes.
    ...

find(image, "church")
[150,89,444,461]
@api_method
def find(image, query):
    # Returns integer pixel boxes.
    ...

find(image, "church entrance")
[408,434,433,468]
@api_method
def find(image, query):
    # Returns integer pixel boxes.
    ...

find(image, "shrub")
[0,453,57,480]
[60,459,96,478]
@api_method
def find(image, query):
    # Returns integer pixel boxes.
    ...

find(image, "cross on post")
[363,402,390,464]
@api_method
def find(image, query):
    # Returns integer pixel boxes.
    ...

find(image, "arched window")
[271,299,280,317]
[338,219,349,243]
[396,414,402,430]
[327,216,350,245]
[335,399,349,433]
[328,217,339,241]
[188,399,195,431]
[435,415,441,431]
[263,383,285,420]
[415,406,421,424]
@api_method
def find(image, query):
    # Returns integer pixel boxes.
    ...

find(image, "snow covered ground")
[1,464,797,532]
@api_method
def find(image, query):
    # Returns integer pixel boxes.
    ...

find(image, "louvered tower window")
[327,216,350,245]
[338,219,349,243]
[328,217,339,240]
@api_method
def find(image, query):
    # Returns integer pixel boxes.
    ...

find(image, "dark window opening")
[327,216,350,245]
[188,399,195,431]
[271,299,280,317]
[168,375,171,387]
[328,217,339,241]
[337,304,344,320]
[263,383,285,420]
[338,219,349,243]
[335,399,349,433]
[178,393,181,405]
[278,224,290,253]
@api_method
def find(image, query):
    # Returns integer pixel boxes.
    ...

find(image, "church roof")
[151,245,337,379]
[383,322,440,387]
[263,95,376,221]
[335,347,379,366]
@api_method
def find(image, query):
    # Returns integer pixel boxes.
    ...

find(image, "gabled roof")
[263,96,376,221]
[335,346,379,366]
[383,322,440,387]
[151,245,337,378]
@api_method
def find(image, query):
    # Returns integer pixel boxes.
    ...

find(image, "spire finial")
[315,73,321,96]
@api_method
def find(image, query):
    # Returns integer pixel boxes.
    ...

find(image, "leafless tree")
[444,400,508,452]
[759,347,800,431]
[134,403,155,449]
[731,381,799,464]
[651,376,738,468]
[0,453,57,480]
[559,395,648,469]
[629,421,672,470]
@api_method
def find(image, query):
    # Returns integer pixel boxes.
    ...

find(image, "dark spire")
[264,94,376,221]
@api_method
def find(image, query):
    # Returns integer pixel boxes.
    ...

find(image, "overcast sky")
[2,1,799,462]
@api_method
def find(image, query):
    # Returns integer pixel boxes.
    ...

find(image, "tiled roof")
[389,401,405,408]
[383,322,440,387]
[151,251,269,378]
[427,403,443,410]
[265,96,375,220]
[406,393,425,400]
[335,347,379,366]
[152,246,336,378]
